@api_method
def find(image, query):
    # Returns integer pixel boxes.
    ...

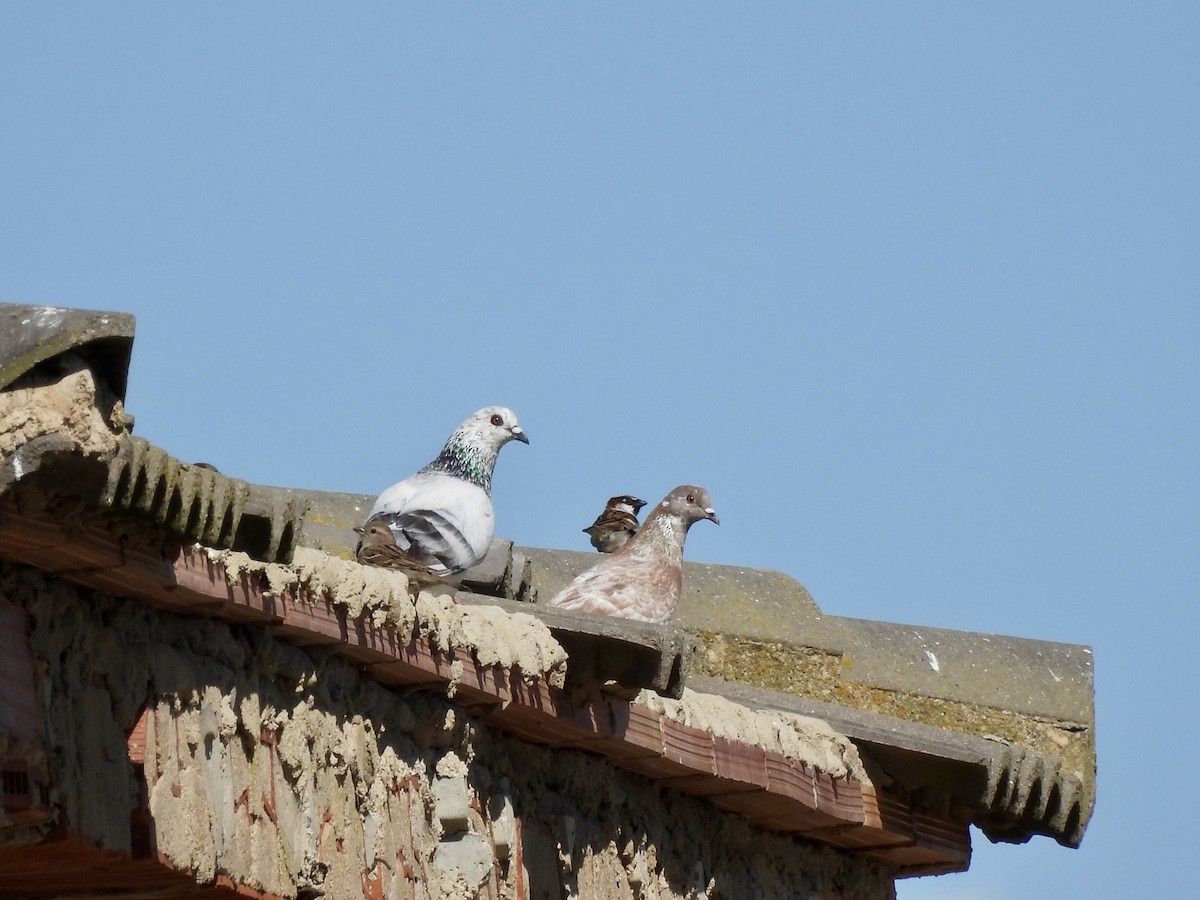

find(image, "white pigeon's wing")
[386,510,477,574]
[367,472,494,575]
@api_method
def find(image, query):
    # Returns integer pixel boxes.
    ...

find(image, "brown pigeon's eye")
[490,414,503,426]
[686,494,695,503]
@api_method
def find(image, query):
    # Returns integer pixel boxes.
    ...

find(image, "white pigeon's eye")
[490,414,503,426]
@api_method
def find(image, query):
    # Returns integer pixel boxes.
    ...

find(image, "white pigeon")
[547,485,718,623]
[362,406,529,577]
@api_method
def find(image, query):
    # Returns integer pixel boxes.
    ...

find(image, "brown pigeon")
[547,485,718,623]
[582,494,647,553]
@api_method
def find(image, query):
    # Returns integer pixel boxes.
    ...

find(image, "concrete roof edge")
[800,614,1095,726]
[511,545,1093,727]
[0,298,1097,854]
[0,431,306,565]
[692,675,1090,847]
[0,302,135,399]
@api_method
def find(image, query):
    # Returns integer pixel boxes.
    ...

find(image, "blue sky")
[3,5,1196,897]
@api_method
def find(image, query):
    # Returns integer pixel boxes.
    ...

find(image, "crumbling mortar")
[0,355,125,467]
[205,545,569,689]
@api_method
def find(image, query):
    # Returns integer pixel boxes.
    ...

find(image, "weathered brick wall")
[1,562,895,899]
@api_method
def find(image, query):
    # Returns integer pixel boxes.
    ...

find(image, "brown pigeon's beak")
[512,427,529,444]
[704,507,719,525]
[353,526,364,535]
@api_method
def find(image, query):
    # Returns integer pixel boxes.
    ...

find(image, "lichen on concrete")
[693,630,1095,806]
[695,632,845,697]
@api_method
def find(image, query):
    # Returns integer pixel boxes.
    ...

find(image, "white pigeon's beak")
[511,426,529,444]
[704,507,719,525]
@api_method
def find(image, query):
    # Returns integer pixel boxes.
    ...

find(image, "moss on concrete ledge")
[692,630,1095,807]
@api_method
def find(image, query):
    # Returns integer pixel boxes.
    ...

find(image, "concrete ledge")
[694,675,1089,847]
[0,303,134,399]
[458,593,696,699]
[514,547,1094,730]
[805,616,1094,726]
[1,439,307,567]
[100,435,308,565]
[518,546,824,629]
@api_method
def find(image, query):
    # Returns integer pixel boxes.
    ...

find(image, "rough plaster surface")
[637,688,867,782]
[0,359,122,464]
[207,546,570,688]
[1,563,898,899]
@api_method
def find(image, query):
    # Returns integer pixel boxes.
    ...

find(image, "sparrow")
[582,494,647,553]
[354,520,452,587]
[361,406,528,577]
[547,485,718,623]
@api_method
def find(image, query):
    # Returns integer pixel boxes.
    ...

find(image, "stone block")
[433,776,471,836]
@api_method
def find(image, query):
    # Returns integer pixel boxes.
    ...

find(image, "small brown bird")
[355,521,454,588]
[582,495,647,553]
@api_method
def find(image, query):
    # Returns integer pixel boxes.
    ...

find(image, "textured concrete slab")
[290,487,374,557]
[694,675,1090,848]
[813,617,1095,725]
[0,303,134,398]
